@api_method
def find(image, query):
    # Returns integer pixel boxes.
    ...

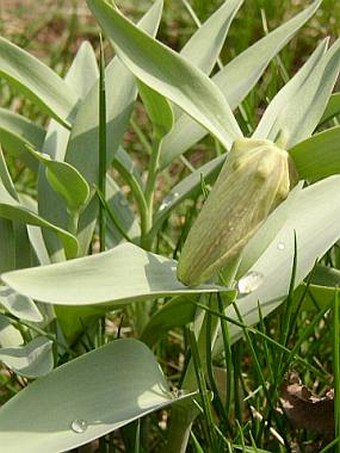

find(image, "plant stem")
[165,259,240,452]
[98,34,107,253]
[141,140,161,250]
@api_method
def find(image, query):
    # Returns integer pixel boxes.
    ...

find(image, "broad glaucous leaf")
[159,0,322,168]
[0,286,42,322]
[253,38,340,147]
[0,336,53,378]
[0,339,191,453]
[87,0,243,151]
[0,37,79,128]
[215,175,340,351]
[1,243,231,307]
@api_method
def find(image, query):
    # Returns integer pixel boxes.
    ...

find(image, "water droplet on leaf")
[70,419,88,434]
[277,241,285,251]
[237,271,264,295]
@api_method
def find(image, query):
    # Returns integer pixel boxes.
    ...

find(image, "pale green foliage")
[0,0,338,451]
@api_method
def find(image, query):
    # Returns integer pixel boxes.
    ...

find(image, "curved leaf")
[0,181,79,259]
[0,339,186,453]
[2,243,231,306]
[0,109,45,171]
[0,286,43,322]
[253,38,340,147]
[0,314,22,348]
[216,175,340,350]
[0,38,79,128]
[290,126,340,181]
[87,0,243,151]
[0,336,53,378]
[159,0,322,168]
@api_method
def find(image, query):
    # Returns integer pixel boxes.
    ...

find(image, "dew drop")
[159,201,169,212]
[277,241,285,251]
[237,271,264,295]
[70,419,88,434]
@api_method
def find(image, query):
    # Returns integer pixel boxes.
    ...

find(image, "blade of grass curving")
[289,126,340,181]
[188,325,218,451]
[159,0,322,168]
[204,299,229,430]
[0,37,79,128]
[87,0,243,151]
[253,38,340,147]
[193,300,325,378]
[96,189,132,243]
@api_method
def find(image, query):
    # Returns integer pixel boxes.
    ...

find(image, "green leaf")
[87,0,243,151]
[2,243,231,307]
[137,81,174,140]
[152,155,225,236]
[26,146,90,212]
[0,314,22,348]
[290,126,340,181]
[0,336,53,378]
[216,175,340,350]
[253,38,340,147]
[0,37,79,128]
[105,175,141,247]
[0,339,187,452]
[181,0,242,74]
[0,109,45,171]
[0,286,43,322]
[159,0,322,168]
[319,92,340,125]
[37,42,99,260]
[0,180,79,259]
[141,290,237,347]
[62,1,163,257]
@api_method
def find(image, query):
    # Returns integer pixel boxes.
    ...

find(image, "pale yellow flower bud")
[177,138,298,286]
